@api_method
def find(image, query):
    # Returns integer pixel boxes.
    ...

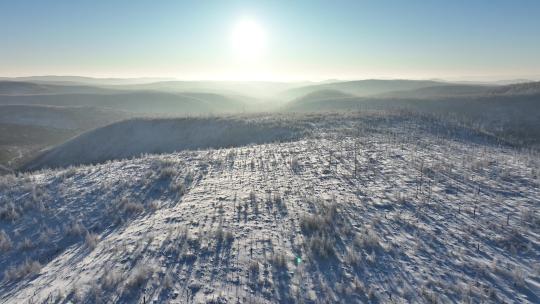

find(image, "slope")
[0,105,129,170]
[22,116,307,171]
[284,82,540,148]
[0,113,538,303]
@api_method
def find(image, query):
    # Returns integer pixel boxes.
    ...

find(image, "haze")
[1,0,540,81]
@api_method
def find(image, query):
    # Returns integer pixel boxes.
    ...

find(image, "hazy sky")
[1,0,539,81]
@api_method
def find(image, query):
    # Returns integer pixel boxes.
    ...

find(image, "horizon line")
[1,74,540,83]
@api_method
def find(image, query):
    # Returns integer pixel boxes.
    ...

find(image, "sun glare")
[231,19,266,60]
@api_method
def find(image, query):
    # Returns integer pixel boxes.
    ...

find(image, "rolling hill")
[0,78,305,100]
[113,80,305,99]
[0,90,247,115]
[0,81,123,95]
[284,82,540,148]
[0,104,129,130]
[378,84,494,99]
[0,105,129,170]
[285,89,369,112]
[279,79,451,100]
[21,116,306,171]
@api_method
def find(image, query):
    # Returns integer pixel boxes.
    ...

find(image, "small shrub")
[300,215,327,234]
[0,174,16,191]
[158,167,176,180]
[85,232,100,250]
[534,263,540,277]
[366,251,377,264]
[224,231,234,244]
[307,235,335,258]
[0,230,12,251]
[270,252,288,271]
[123,200,144,214]
[19,237,34,251]
[249,261,260,274]
[126,263,155,288]
[300,202,338,235]
[521,208,539,227]
[101,270,122,290]
[291,157,301,172]
[421,286,439,304]
[215,227,234,245]
[344,247,362,267]
[511,267,526,287]
[39,225,55,243]
[60,166,77,180]
[300,201,339,259]
[367,286,378,300]
[169,183,186,195]
[184,171,194,185]
[215,227,223,240]
[28,184,49,209]
[84,281,103,303]
[0,202,20,221]
[67,221,86,237]
[4,259,42,281]
[274,193,283,206]
[354,227,382,251]
[148,200,161,211]
[162,272,174,290]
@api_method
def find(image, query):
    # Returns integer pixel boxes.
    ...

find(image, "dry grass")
[300,201,339,258]
[85,232,100,250]
[291,157,301,172]
[270,252,288,271]
[249,260,260,274]
[66,221,86,237]
[0,202,20,221]
[354,227,382,251]
[125,262,156,289]
[19,237,34,251]
[511,266,526,287]
[157,166,176,180]
[118,198,144,214]
[4,259,42,281]
[215,227,234,246]
[0,230,12,251]
[101,269,122,290]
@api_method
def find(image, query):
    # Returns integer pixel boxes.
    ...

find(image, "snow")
[0,113,538,303]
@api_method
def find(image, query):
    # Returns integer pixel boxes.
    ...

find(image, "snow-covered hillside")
[0,114,538,303]
[0,105,129,170]
[22,116,307,171]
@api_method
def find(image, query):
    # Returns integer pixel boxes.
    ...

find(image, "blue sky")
[1,0,539,80]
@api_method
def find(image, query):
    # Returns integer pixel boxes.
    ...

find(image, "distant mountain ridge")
[0,104,129,130]
[0,76,176,85]
[0,80,125,95]
[378,84,493,99]
[0,87,247,115]
[280,79,450,100]
[488,81,540,95]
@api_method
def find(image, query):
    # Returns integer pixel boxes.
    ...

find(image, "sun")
[230,19,267,60]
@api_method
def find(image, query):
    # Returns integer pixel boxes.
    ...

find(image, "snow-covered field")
[0,113,538,303]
